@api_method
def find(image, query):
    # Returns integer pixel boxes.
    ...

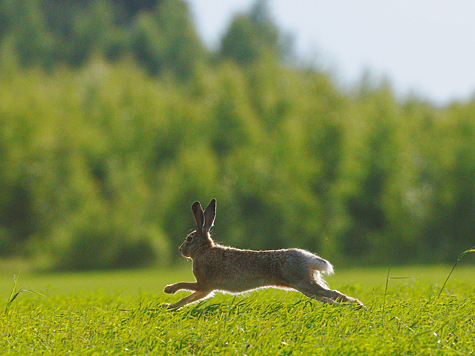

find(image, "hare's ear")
[203,199,216,232]
[192,201,205,233]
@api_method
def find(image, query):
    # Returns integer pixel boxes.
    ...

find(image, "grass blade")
[437,246,475,299]
[5,274,20,315]
[4,274,46,315]
[381,266,391,326]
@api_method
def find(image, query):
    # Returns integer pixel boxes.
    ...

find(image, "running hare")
[164,199,364,309]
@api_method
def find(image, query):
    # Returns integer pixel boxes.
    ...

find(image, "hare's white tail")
[312,256,334,275]
[298,250,334,287]
[300,249,334,275]
[306,252,334,288]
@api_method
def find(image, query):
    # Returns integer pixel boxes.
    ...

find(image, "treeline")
[0,0,205,77]
[1,0,474,270]
[0,0,286,76]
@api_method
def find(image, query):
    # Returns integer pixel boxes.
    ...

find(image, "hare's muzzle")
[178,242,192,258]
[179,243,186,255]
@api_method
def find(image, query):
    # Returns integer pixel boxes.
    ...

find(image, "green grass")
[1,264,474,355]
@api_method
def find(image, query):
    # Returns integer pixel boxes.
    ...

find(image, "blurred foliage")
[219,0,293,66]
[0,0,474,270]
[0,0,205,77]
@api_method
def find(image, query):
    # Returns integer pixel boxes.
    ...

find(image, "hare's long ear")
[192,201,205,233]
[203,199,216,232]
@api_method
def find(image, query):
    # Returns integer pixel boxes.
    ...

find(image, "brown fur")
[164,199,364,309]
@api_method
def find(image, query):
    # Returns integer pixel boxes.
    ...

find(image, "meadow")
[1,264,473,355]
[1,3,474,354]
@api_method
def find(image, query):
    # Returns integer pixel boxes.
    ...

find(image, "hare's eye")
[187,235,193,242]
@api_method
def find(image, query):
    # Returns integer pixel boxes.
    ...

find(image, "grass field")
[0,263,474,355]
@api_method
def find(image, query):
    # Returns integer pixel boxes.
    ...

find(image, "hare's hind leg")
[290,280,336,305]
[167,291,210,309]
[291,279,364,308]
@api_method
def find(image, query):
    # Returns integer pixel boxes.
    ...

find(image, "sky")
[187,0,475,105]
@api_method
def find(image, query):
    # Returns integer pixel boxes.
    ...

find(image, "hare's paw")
[354,299,366,310]
[161,302,180,310]
[164,284,177,294]
[341,295,366,310]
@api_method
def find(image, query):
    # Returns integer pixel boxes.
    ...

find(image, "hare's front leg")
[167,291,210,309]
[164,282,200,294]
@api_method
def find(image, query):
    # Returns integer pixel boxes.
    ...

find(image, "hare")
[164,199,364,309]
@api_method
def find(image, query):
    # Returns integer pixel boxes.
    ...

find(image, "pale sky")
[187,0,475,105]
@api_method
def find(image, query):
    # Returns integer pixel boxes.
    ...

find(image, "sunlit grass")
[0,264,474,354]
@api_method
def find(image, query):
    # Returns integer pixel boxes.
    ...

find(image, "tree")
[219,0,293,66]
[0,0,205,77]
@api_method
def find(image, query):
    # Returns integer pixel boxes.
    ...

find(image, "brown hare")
[164,199,364,309]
